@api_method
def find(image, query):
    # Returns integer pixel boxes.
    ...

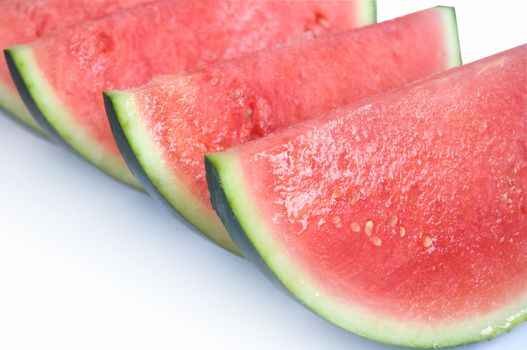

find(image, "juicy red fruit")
[0,0,153,94]
[134,7,458,208]
[231,45,526,322]
[28,0,365,156]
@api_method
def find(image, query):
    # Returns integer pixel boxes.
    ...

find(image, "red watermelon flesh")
[105,7,460,252]
[205,45,527,347]
[0,0,154,130]
[6,0,371,188]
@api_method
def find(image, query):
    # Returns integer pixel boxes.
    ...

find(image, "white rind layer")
[0,79,43,133]
[106,90,240,254]
[7,45,141,189]
[209,151,527,348]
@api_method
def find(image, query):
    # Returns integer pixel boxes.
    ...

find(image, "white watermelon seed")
[349,193,360,205]
[231,89,241,99]
[423,236,433,248]
[370,236,382,247]
[318,17,331,29]
[390,215,398,227]
[399,226,406,238]
[209,76,219,86]
[332,186,344,200]
[365,220,374,237]
[350,222,361,233]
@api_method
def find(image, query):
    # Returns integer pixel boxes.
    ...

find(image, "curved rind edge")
[205,154,287,281]
[356,0,377,27]
[436,6,463,67]
[104,91,241,255]
[205,151,527,348]
[0,78,46,136]
[4,45,142,190]
[5,46,83,149]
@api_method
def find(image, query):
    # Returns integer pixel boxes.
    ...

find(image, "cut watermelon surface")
[0,0,154,132]
[105,7,461,253]
[205,45,527,347]
[5,0,373,190]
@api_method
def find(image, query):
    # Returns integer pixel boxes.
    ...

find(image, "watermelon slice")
[5,0,372,189]
[0,0,154,133]
[105,7,461,253]
[205,45,527,347]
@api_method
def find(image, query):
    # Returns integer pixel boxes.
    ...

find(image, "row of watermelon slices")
[1,1,525,348]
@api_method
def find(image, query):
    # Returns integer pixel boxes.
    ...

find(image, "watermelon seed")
[231,89,241,99]
[370,236,382,247]
[349,193,360,205]
[332,216,342,227]
[399,226,406,238]
[209,76,219,86]
[390,215,398,227]
[350,222,361,233]
[331,187,344,200]
[504,175,514,187]
[423,236,433,248]
[364,220,374,237]
[244,108,253,117]
[317,17,331,29]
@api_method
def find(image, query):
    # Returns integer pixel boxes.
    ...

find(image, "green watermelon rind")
[104,5,457,255]
[104,90,241,255]
[4,45,142,189]
[358,0,377,27]
[439,6,463,68]
[0,78,45,135]
[2,0,378,194]
[104,0,378,255]
[205,152,527,348]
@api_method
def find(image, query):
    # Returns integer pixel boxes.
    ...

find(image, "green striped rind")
[104,90,240,255]
[437,6,463,68]
[5,44,141,189]
[0,79,45,134]
[356,0,377,27]
[206,151,527,348]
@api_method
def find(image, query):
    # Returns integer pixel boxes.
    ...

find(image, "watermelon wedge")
[105,7,461,253]
[5,0,373,189]
[0,0,154,133]
[205,45,527,347]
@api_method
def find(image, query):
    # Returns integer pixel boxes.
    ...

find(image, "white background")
[0,1,525,349]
